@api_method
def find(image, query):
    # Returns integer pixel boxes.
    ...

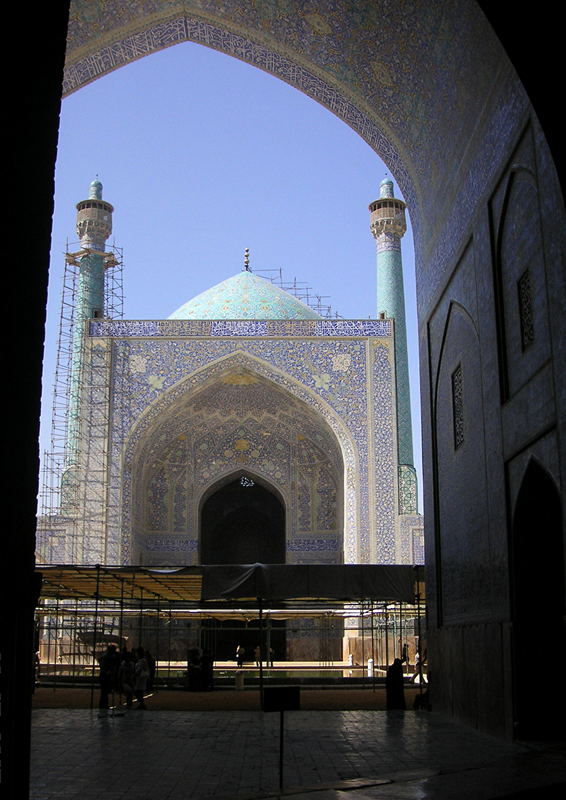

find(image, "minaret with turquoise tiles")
[65,179,113,472]
[370,178,417,514]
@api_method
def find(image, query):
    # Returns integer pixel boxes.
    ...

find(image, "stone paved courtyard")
[30,707,566,800]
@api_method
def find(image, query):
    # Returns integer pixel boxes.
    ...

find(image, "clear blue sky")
[42,40,423,509]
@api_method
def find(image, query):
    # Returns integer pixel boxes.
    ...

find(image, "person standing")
[98,644,120,710]
[134,647,150,709]
[119,649,135,707]
[145,650,156,690]
[385,658,406,710]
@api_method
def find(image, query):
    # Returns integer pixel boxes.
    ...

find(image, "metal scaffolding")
[255,267,342,319]
[34,564,427,699]
[36,240,124,565]
[36,598,426,685]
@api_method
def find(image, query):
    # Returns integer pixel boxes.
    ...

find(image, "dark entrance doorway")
[201,618,286,663]
[511,460,565,739]
[200,477,286,661]
[200,477,285,565]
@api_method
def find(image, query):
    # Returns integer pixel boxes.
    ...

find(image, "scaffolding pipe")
[258,598,264,704]
[72,598,79,680]
[416,583,424,693]
[398,601,402,663]
[385,606,389,668]
[155,596,161,691]
[117,579,125,705]
[137,583,144,647]
[370,600,376,692]
[47,595,59,688]
[90,564,101,709]
[167,608,173,681]
[54,594,60,679]
[118,577,125,652]
[359,600,366,689]
[266,619,272,668]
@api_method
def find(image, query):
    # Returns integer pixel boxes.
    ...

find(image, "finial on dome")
[89,177,103,200]
[379,175,394,199]
[244,248,251,272]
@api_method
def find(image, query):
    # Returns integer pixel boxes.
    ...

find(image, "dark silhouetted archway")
[200,477,285,565]
[200,476,286,661]
[511,460,565,739]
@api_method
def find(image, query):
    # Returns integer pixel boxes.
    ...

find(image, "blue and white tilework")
[83,318,401,566]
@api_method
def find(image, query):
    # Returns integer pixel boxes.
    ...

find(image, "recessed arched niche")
[200,473,285,565]
[127,362,346,566]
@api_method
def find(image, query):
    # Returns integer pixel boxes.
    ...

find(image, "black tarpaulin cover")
[200,563,419,603]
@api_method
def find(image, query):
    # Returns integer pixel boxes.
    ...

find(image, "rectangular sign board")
[263,686,301,712]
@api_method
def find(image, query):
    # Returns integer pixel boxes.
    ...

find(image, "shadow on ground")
[32,685,424,710]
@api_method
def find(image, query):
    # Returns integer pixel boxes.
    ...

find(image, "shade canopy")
[37,563,424,606]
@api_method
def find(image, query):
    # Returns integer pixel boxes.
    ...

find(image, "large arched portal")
[127,362,348,566]
[200,475,285,564]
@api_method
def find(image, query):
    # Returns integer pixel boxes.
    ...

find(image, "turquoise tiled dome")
[169,270,321,320]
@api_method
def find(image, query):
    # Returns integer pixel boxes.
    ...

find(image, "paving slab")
[30,708,566,800]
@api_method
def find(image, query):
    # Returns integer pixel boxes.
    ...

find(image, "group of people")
[98,641,426,709]
[236,644,274,668]
[98,644,154,710]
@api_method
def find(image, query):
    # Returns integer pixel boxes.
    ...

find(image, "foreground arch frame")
[8,8,566,793]
[60,2,566,740]
[64,8,417,214]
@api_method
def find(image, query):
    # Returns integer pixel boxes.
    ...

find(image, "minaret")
[369,178,417,514]
[74,178,113,316]
[65,180,114,471]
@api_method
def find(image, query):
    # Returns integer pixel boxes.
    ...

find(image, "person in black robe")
[385,657,406,710]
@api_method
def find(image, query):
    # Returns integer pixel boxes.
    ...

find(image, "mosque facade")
[37,179,423,571]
